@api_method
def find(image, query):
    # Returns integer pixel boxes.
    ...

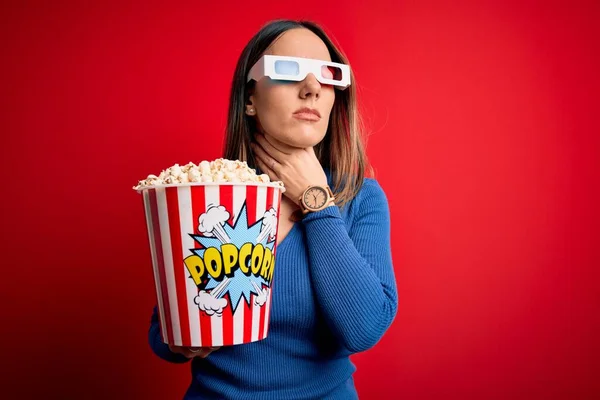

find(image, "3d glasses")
[247,55,351,90]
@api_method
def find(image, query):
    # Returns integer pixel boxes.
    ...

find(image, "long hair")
[223,19,372,208]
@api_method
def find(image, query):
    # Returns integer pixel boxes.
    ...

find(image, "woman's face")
[247,28,336,149]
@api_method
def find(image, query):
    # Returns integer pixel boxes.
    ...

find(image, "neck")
[282,195,299,210]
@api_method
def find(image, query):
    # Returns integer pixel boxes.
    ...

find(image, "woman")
[148,19,398,399]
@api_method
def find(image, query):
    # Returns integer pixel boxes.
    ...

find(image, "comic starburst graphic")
[189,202,274,313]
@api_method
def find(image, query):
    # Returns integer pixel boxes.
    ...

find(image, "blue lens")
[274,60,300,76]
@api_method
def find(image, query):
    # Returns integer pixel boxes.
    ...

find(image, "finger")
[182,346,214,359]
[254,155,278,182]
[170,344,190,355]
[255,133,289,161]
[182,347,200,358]
[252,144,280,178]
[252,142,281,173]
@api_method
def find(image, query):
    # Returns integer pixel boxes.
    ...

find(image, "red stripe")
[192,186,212,346]
[243,300,253,343]
[241,185,259,344]
[266,186,275,211]
[246,185,257,226]
[263,188,280,338]
[191,186,205,250]
[220,185,234,226]
[166,187,191,346]
[199,310,213,346]
[248,187,266,340]
[265,191,281,335]
[273,188,282,254]
[148,189,174,344]
[221,294,234,346]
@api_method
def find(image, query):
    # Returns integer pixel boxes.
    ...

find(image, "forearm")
[303,199,397,353]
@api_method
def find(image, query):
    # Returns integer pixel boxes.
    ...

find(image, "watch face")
[303,187,327,210]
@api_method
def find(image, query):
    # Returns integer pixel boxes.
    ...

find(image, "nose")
[299,73,321,99]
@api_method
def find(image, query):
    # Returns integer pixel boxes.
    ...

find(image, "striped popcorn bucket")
[138,182,285,347]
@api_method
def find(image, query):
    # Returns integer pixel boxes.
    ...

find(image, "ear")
[245,94,256,116]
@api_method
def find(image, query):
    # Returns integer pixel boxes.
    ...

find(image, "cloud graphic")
[198,205,231,243]
[251,281,268,307]
[194,290,228,316]
[256,208,277,243]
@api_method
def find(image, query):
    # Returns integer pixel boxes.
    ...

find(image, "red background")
[1,1,599,399]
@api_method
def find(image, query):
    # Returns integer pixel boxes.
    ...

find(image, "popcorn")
[199,161,211,174]
[188,169,201,182]
[133,158,284,190]
[258,174,270,183]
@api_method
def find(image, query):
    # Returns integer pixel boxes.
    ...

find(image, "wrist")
[300,201,340,222]
[298,184,335,215]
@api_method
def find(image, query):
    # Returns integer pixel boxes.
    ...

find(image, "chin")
[284,127,326,148]
[284,137,324,149]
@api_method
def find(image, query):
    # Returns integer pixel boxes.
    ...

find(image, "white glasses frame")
[246,55,351,90]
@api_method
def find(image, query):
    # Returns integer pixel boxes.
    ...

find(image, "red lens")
[321,65,342,81]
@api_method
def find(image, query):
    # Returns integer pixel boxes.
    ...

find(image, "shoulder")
[353,177,389,212]
[358,177,387,199]
[338,177,389,226]
[325,168,388,205]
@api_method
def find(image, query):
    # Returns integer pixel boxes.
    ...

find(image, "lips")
[293,107,321,121]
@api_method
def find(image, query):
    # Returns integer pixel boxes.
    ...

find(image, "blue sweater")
[148,177,398,399]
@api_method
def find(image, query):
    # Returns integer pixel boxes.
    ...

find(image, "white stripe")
[156,188,182,345]
[272,187,279,214]
[256,186,267,223]
[233,301,245,344]
[144,191,169,342]
[204,186,223,346]
[232,184,247,345]
[251,294,261,342]
[263,287,272,339]
[204,185,220,210]
[233,185,246,223]
[178,186,201,347]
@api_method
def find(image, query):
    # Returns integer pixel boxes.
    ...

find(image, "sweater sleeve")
[301,179,398,353]
[148,306,191,364]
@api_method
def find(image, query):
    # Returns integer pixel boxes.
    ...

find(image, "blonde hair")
[223,19,372,209]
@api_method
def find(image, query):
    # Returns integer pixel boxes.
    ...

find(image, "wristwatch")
[299,185,336,215]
